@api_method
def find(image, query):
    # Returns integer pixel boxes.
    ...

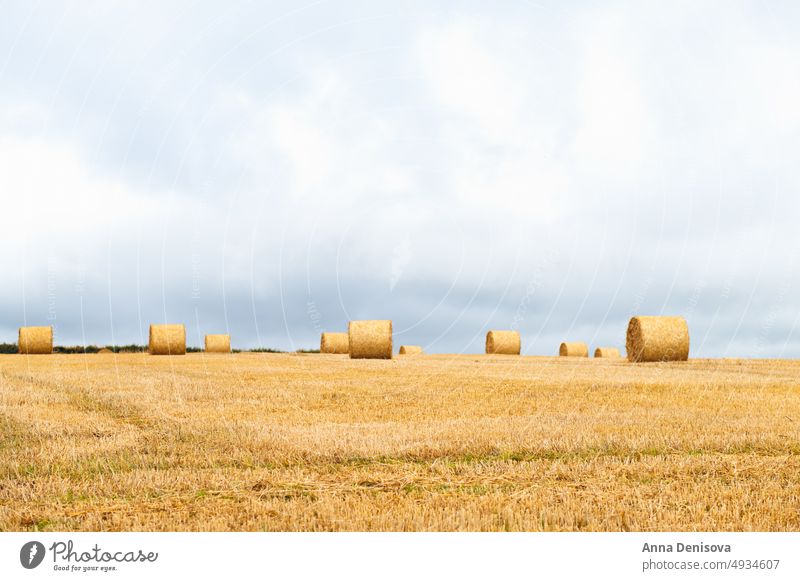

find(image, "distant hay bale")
[148,324,186,355]
[205,334,231,353]
[348,320,392,359]
[97,348,113,354]
[399,345,423,355]
[626,316,690,362]
[559,342,588,357]
[320,332,349,354]
[594,347,621,358]
[18,326,53,355]
[485,330,520,355]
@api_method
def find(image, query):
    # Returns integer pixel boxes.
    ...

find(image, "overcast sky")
[1,1,799,356]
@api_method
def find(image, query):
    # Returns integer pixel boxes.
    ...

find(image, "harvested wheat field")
[1,353,799,532]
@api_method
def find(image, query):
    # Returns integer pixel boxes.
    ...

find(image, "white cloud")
[570,8,651,177]
[0,136,165,258]
[416,19,526,145]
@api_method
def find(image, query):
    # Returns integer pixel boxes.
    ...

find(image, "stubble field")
[1,353,799,531]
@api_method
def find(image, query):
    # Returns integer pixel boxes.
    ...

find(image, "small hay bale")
[594,347,621,358]
[148,324,186,355]
[399,345,423,355]
[97,348,113,354]
[626,316,689,362]
[485,330,520,355]
[205,334,231,353]
[320,332,349,354]
[348,320,392,359]
[559,342,588,357]
[18,326,53,355]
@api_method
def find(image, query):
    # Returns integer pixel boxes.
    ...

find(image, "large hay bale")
[348,320,392,359]
[320,332,349,354]
[626,316,689,362]
[148,324,186,355]
[485,330,520,355]
[18,326,53,355]
[399,345,423,355]
[97,348,113,354]
[205,334,231,353]
[559,342,588,357]
[594,347,621,358]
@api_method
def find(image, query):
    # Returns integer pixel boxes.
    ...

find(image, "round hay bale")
[205,334,231,353]
[626,316,689,362]
[320,332,349,354]
[148,324,186,355]
[18,326,53,355]
[399,345,423,355]
[97,348,113,354]
[485,330,520,355]
[594,347,621,358]
[559,342,588,357]
[348,320,392,359]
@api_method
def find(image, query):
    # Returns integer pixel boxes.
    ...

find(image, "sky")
[1,0,799,356]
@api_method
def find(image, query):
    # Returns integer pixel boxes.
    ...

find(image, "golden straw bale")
[148,324,186,355]
[594,347,621,358]
[97,348,113,354]
[320,332,349,354]
[626,316,690,362]
[18,326,53,355]
[205,334,231,353]
[399,345,423,355]
[559,342,589,357]
[348,320,392,359]
[485,330,521,355]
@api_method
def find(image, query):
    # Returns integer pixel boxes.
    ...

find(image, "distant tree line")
[0,343,319,354]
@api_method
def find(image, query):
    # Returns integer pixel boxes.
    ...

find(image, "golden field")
[1,352,799,531]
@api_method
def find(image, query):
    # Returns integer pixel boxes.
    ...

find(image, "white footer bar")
[1,532,797,580]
